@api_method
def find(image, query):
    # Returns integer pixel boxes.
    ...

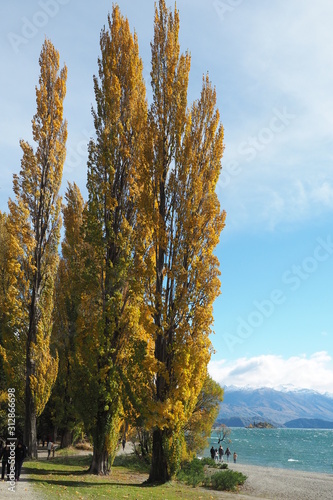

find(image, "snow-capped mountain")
[216,386,333,427]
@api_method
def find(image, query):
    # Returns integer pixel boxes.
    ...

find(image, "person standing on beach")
[225,447,231,462]
[210,446,215,460]
[233,451,237,463]
[218,445,224,462]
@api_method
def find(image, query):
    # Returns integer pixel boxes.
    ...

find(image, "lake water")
[203,428,333,474]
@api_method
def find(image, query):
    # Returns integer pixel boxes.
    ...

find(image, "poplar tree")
[6,39,67,457]
[0,212,24,431]
[137,0,226,482]
[80,6,147,474]
[0,209,29,438]
[50,182,85,447]
[0,213,12,374]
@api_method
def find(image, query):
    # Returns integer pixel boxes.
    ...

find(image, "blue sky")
[1,0,333,393]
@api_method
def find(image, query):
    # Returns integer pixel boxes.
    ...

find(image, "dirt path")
[0,469,44,500]
[0,445,55,499]
[116,440,135,456]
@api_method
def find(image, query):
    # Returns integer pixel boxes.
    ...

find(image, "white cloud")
[216,0,333,231]
[209,351,333,394]
[311,182,333,208]
[221,177,333,232]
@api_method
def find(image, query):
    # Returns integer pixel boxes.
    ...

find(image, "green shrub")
[177,458,205,487]
[201,457,228,469]
[203,470,247,491]
[201,457,216,467]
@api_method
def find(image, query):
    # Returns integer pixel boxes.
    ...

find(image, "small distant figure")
[52,443,57,458]
[225,447,231,462]
[210,446,215,460]
[233,451,237,463]
[218,445,224,462]
[214,448,218,462]
[47,440,53,459]
[122,438,126,451]
[0,442,10,480]
[15,441,27,481]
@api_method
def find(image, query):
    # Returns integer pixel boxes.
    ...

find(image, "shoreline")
[225,462,333,500]
[220,458,333,476]
[200,453,333,476]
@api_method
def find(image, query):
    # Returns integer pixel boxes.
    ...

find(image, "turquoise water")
[204,428,333,474]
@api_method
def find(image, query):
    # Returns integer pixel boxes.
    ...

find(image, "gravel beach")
[224,462,333,500]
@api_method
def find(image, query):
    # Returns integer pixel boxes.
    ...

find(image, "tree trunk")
[89,446,110,475]
[53,425,58,444]
[61,429,73,448]
[89,403,111,475]
[25,250,39,459]
[24,370,37,458]
[148,428,169,483]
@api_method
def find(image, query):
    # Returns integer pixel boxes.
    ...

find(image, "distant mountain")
[219,417,246,428]
[284,418,333,429]
[216,387,333,427]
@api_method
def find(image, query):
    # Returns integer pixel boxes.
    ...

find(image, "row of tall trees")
[0,1,225,483]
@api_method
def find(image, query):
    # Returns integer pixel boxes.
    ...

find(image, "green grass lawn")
[24,454,219,499]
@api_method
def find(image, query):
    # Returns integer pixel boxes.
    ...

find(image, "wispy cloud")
[216,0,333,231]
[209,351,333,394]
[223,178,333,231]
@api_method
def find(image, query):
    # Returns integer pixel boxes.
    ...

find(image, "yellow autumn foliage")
[3,38,67,456]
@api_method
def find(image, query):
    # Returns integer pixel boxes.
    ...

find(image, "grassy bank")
[24,454,221,499]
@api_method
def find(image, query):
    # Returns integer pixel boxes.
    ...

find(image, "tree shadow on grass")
[25,466,89,476]
[25,477,155,489]
[24,455,92,476]
[47,456,92,466]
